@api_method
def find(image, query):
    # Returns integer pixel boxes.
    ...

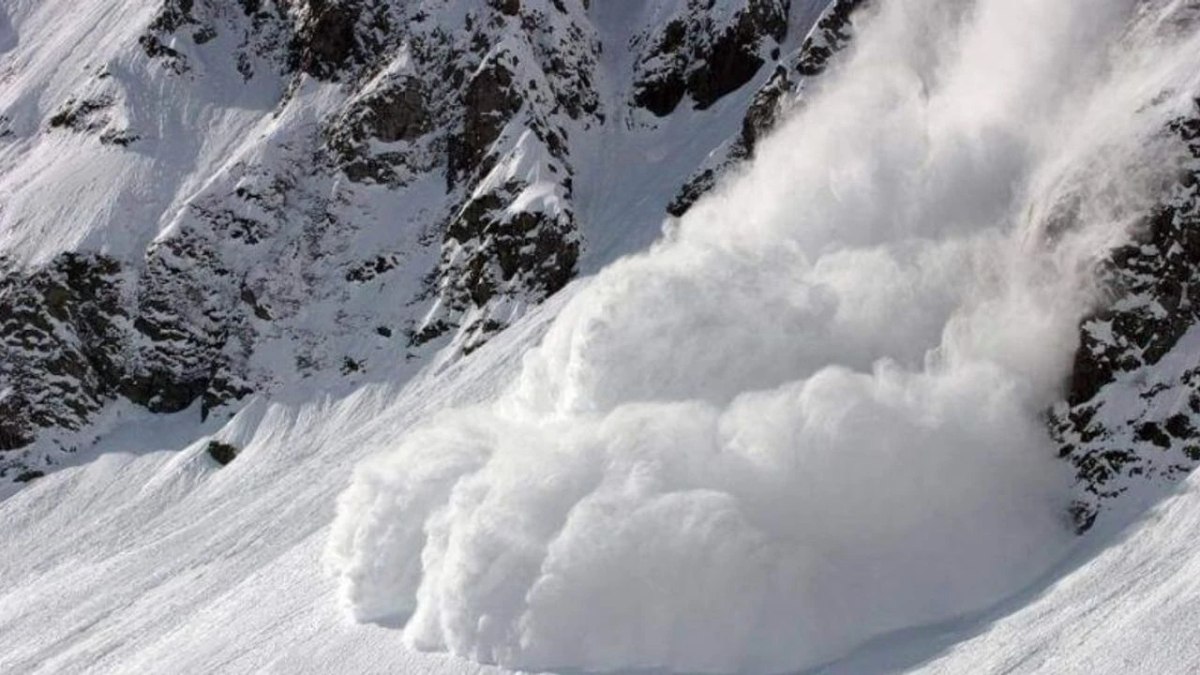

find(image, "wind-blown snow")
[329,1,1200,672]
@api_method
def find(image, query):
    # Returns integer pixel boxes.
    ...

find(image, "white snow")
[0,288,568,675]
[817,473,1200,675]
[5,1,1200,674]
[328,1,1200,673]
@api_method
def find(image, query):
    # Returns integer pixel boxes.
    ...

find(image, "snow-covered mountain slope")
[4,305,1200,675]
[320,2,1200,672]
[7,0,1200,674]
[0,289,563,673]
[817,471,1200,675]
[0,0,845,479]
[8,294,1200,675]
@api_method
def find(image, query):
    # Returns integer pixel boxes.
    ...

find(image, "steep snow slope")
[0,286,568,674]
[818,473,1200,675]
[6,0,1200,674]
[6,300,1200,675]
[0,0,842,482]
[6,287,1200,675]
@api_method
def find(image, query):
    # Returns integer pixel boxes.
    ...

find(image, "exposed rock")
[796,0,867,77]
[415,176,579,352]
[668,0,870,216]
[290,0,369,79]
[1,0,835,482]
[48,96,113,133]
[0,254,126,454]
[140,0,296,79]
[206,439,240,465]
[1053,100,1200,530]
[448,52,523,186]
[99,129,140,147]
[632,0,789,116]
[128,232,242,415]
[345,255,399,283]
[669,64,794,215]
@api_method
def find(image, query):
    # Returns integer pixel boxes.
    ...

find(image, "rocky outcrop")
[669,0,869,216]
[206,439,240,465]
[0,254,127,476]
[130,230,250,416]
[0,239,254,480]
[669,63,794,215]
[632,0,789,116]
[0,0,835,481]
[414,175,580,352]
[289,0,402,80]
[140,0,295,79]
[1053,102,1200,531]
[447,52,525,186]
[795,0,867,77]
[48,96,114,133]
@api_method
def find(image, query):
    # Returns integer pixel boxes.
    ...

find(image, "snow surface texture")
[329,1,1200,672]
[0,295,565,674]
[0,0,834,469]
[10,298,1200,675]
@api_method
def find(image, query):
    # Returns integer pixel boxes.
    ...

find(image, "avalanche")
[3,0,1200,674]
[329,0,1200,672]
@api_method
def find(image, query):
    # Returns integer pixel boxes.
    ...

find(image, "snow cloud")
[329,0,1200,672]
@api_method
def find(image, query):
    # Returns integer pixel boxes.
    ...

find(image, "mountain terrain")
[4,0,1200,673]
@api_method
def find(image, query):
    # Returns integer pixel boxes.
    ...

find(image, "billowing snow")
[328,1,1200,673]
[5,0,1200,674]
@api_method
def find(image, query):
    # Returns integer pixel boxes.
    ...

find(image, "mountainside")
[6,0,1200,674]
[0,0,1188,530]
[0,0,845,480]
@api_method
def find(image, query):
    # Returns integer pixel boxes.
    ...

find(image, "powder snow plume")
[328,1,1200,672]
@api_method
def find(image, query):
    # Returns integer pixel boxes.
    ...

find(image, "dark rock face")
[1053,102,1200,531]
[327,74,438,185]
[129,232,249,417]
[416,180,580,352]
[0,254,126,458]
[796,0,867,77]
[139,0,404,83]
[668,0,870,216]
[47,79,142,148]
[206,440,240,465]
[633,20,689,117]
[140,0,296,79]
[0,244,253,480]
[48,97,113,132]
[367,83,430,143]
[389,2,599,350]
[669,64,794,216]
[290,0,400,80]
[448,53,524,186]
[4,0,845,480]
[632,0,789,116]
[738,64,793,152]
[688,0,788,108]
[140,0,196,71]
[292,1,362,78]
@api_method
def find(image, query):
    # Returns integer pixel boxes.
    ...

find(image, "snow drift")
[329,0,1200,672]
